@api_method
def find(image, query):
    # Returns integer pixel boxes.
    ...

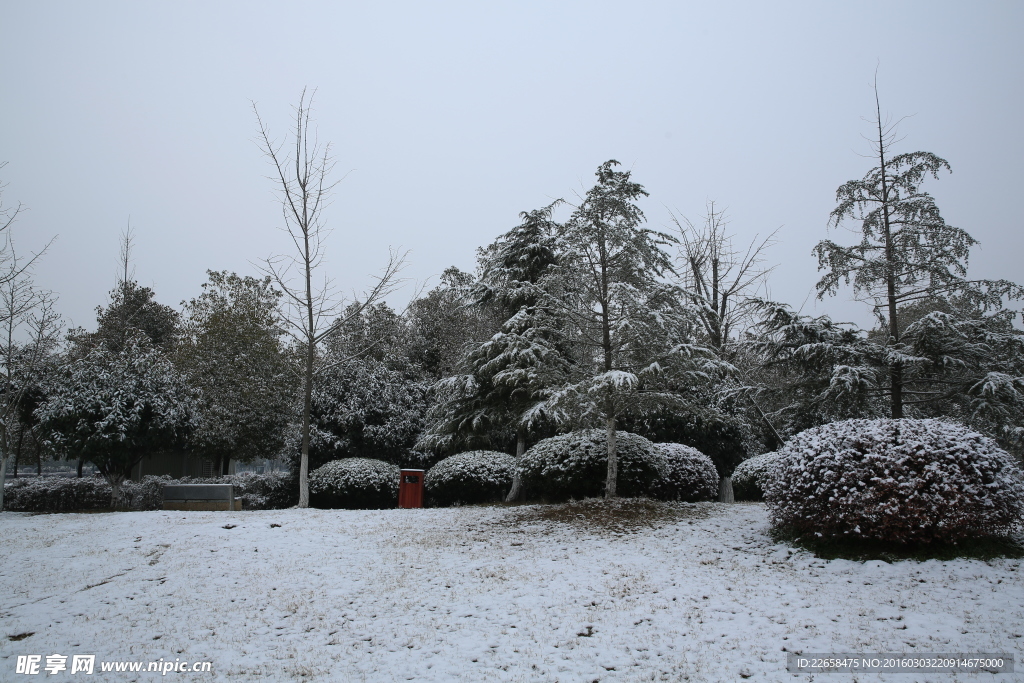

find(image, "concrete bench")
[162,484,242,511]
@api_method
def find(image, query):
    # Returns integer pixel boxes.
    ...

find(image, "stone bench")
[162,484,242,511]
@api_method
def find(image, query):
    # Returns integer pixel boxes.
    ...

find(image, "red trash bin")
[398,469,425,508]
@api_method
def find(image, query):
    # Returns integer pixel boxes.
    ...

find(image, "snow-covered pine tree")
[745,300,885,438]
[813,82,1023,420]
[543,161,728,498]
[894,296,1024,449]
[418,204,567,500]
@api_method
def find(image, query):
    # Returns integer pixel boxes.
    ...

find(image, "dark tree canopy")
[92,280,179,352]
[177,271,294,467]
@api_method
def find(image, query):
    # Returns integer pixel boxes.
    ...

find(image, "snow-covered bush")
[519,430,667,500]
[3,476,112,512]
[2,474,174,511]
[308,458,400,509]
[122,475,174,509]
[732,451,782,502]
[764,419,1024,543]
[649,443,719,502]
[2,471,295,512]
[424,450,515,506]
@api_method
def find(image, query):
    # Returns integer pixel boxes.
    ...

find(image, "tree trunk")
[604,415,618,499]
[298,340,314,508]
[77,457,84,478]
[109,475,125,510]
[0,452,8,511]
[876,88,903,419]
[12,426,23,478]
[505,429,526,502]
[717,475,734,503]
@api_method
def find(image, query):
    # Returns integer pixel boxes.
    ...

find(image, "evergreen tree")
[814,83,1023,418]
[407,267,500,380]
[37,333,194,508]
[543,161,728,498]
[92,280,179,352]
[177,271,294,472]
[418,205,566,499]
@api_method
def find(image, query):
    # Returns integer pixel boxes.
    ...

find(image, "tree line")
[1,87,1021,510]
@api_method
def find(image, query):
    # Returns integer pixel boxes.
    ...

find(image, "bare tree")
[253,90,407,508]
[0,262,61,511]
[670,202,777,354]
[0,163,52,290]
[0,165,59,511]
[670,202,781,498]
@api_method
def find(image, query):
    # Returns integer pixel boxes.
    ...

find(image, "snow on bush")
[519,429,668,500]
[308,458,400,509]
[649,443,719,502]
[732,451,782,502]
[764,418,1024,543]
[3,476,113,512]
[2,475,173,512]
[424,450,515,507]
[2,472,293,512]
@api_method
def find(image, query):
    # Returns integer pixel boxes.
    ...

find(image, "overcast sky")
[1,1,1021,332]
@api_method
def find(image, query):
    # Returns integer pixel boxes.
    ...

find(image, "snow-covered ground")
[1,502,1021,681]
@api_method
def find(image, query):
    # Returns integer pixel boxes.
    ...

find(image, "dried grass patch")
[504,497,716,535]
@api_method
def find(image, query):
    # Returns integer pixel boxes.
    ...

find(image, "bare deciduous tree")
[670,202,777,354]
[253,90,407,508]
[0,165,59,511]
[670,202,781,498]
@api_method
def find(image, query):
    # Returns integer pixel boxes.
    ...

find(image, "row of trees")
[2,87,1021,509]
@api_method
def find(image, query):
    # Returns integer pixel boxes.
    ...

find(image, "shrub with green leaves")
[308,458,400,509]
[764,419,1024,543]
[732,451,781,501]
[519,430,667,501]
[649,443,718,502]
[424,450,514,506]
[2,474,176,511]
[3,476,113,512]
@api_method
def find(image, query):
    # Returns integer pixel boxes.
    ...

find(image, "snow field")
[1,503,1021,681]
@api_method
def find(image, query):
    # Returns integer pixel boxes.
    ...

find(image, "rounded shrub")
[649,443,719,502]
[2,476,112,512]
[764,418,1024,544]
[308,458,400,509]
[519,429,667,500]
[732,451,781,502]
[424,450,515,506]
